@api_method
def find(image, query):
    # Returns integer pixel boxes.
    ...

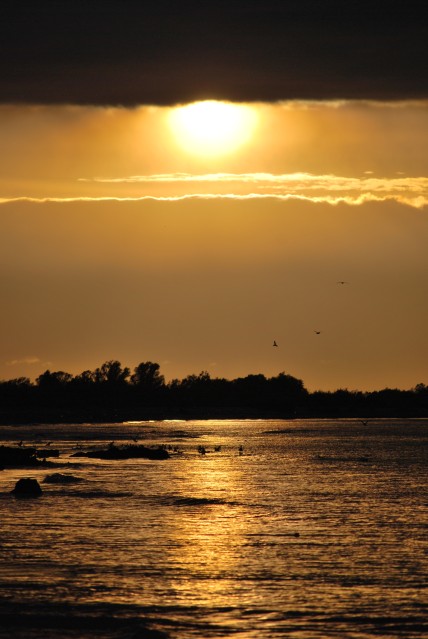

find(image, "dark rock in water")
[43,473,83,484]
[36,448,60,458]
[11,478,42,497]
[0,445,40,467]
[71,443,170,461]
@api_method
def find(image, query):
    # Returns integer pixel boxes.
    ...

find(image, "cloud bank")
[1,2,427,105]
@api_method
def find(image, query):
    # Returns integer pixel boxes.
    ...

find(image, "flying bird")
[273,340,278,347]
[337,281,348,284]
[314,331,321,334]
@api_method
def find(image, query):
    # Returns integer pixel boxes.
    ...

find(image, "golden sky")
[1,100,427,390]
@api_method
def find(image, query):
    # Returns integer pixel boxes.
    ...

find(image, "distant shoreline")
[1,408,428,426]
[1,361,427,424]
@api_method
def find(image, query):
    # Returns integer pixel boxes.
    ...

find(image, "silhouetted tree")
[3,377,31,387]
[33,370,75,420]
[36,370,74,388]
[72,369,97,386]
[93,360,130,385]
[131,362,164,389]
[0,377,33,402]
[269,372,308,413]
[127,361,166,415]
[414,383,428,394]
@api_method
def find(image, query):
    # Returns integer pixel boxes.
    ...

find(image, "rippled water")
[0,419,427,638]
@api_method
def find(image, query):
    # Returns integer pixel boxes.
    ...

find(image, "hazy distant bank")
[1,360,427,424]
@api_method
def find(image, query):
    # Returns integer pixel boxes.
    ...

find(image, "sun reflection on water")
[0,419,427,638]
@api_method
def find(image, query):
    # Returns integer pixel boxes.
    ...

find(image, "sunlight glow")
[169,101,258,157]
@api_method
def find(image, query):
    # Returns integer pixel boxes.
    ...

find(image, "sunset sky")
[1,1,427,391]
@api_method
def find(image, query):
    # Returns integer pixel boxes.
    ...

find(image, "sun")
[169,100,258,157]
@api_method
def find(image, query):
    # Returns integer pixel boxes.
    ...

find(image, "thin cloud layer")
[77,172,428,208]
[6,357,42,367]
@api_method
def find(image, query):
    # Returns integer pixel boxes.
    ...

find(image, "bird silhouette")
[273,340,278,347]
[314,331,321,334]
[337,281,348,284]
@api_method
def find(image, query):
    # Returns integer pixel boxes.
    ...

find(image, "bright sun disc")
[169,100,257,156]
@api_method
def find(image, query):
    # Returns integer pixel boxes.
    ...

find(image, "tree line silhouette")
[1,360,427,423]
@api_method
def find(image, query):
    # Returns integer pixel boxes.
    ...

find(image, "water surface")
[0,419,427,638]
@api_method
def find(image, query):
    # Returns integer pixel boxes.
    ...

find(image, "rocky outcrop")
[36,448,60,458]
[71,443,170,461]
[11,478,42,497]
[0,446,40,468]
[43,473,83,484]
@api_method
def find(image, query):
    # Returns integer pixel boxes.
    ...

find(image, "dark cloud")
[1,0,427,105]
